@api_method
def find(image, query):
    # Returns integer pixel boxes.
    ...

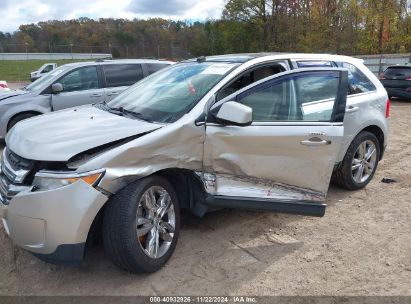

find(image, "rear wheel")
[102,176,180,273]
[332,131,380,190]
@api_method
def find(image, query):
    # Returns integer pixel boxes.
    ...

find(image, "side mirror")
[51,83,63,94]
[216,101,252,126]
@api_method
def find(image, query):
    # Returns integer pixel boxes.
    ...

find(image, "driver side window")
[59,66,99,92]
[216,63,287,101]
[236,71,340,122]
[42,65,53,73]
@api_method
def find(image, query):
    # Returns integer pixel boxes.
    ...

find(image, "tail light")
[379,74,386,80]
[405,76,411,81]
[0,83,7,89]
[385,99,390,118]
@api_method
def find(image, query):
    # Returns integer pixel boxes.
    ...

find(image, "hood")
[6,105,163,162]
[0,89,27,100]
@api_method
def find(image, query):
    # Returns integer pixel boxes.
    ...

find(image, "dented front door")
[203,69,348,205]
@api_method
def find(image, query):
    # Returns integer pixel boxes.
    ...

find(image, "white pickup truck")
[30,63,57,82]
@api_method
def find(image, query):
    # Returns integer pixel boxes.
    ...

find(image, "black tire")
[332,131,380,190]
[102,175,180,273]
[8,113,38,131]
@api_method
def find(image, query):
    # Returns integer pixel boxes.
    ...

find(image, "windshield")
[107,61,239,123]
[25,65,68,91]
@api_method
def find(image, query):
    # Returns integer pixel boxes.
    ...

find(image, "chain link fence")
[0,43,190,60]
[356,53,411,75]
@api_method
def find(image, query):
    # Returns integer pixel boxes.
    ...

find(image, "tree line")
[0,0,410,59]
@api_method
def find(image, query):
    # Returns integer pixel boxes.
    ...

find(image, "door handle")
[346,106,359,113]
[300,137,331,146]
[90,93,102,98]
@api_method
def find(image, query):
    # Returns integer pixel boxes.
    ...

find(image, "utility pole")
[70,42,74,59]
[24,42,28,59]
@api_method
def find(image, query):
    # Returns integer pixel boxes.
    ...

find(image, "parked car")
[0,59,173,137]
[0,53,389,273]
[30,63,58,82]
[379,65,411,100]
[0,81,10,93]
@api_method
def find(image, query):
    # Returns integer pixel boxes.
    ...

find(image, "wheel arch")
[7,110,43,131]
[359,125,385,160]
[90,168,210,242]
[156,168,209,216]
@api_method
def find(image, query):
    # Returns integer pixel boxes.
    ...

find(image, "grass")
[0,59,90,82]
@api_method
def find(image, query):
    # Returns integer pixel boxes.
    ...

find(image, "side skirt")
[205,195,326,217]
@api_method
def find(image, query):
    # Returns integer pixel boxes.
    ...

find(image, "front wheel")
[332,131,380,190]
[102,176,180,273]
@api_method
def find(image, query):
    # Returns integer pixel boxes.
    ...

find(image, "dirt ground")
[0,101,410,296]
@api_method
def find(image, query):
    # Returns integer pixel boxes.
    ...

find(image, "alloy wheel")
[136,186,176,259]
[351,140,377,184]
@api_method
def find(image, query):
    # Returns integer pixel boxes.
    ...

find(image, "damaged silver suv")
[0,54,389,273]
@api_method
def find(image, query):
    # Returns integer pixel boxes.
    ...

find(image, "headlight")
[33,169,104,191]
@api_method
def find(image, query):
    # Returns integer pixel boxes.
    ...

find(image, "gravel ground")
[0,101,410,296]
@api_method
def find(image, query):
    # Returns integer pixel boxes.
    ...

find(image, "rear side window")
[336,62,376,94]
[297,61,333,68]
[146,63,169,75]
[103,64,143,87]
[384,67,411,78]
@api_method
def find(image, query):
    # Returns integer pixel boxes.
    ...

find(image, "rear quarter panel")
[337,61,389,162]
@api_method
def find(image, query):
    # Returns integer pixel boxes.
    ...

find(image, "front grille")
[0,148,34,205]
[5,149,34,172]
[1,149,34,184]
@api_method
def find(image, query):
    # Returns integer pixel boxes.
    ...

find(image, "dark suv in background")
[380,65,411,100]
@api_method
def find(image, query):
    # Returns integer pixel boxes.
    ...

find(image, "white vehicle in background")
[30,63,57,82]
[0,81,10,93]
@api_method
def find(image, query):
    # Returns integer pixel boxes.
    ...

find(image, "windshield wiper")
[106,105,152,122]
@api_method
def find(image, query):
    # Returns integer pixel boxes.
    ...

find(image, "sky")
[0,0,225,33]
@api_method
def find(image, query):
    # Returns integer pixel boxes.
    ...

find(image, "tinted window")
[237,71,340,122]
[59,66,99,92]
[217,63,286,101]
[384,67,411,78]
[336,62,376,94]
[146,63,169,75]
[104,64,143,87]
[297,61,333,68]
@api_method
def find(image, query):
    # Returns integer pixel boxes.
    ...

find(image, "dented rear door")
[203,69,348,212]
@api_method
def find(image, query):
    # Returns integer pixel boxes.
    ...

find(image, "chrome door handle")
[346,106,359,113]
[300,138,331,146]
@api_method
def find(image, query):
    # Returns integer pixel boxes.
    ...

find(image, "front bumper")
[0,180,108,264]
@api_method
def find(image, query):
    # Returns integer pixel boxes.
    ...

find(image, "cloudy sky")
[0,0,225,33]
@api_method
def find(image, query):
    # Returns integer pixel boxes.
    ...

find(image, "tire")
[8,113,39,131]
[332,131,380,190]
[102,175,180,273]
